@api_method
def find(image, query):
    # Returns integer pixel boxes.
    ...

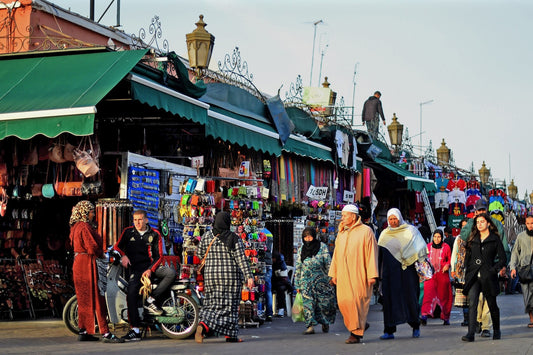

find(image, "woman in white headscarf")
[377,208,427,340]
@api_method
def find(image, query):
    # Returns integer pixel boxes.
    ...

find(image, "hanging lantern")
[387,113,404,147]
[478,161,490,185]
[436,139,450,166]
[186,15,215,76]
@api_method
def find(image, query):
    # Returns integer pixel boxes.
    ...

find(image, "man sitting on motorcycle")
[114,209,176,341]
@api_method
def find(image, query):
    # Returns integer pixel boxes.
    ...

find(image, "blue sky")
[54,0,533,200]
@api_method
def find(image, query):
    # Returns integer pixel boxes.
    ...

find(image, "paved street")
[1,293,533,355]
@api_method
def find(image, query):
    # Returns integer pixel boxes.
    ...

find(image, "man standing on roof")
[362,91,386,141]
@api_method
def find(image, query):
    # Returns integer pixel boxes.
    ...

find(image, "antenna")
[309,19,323,87]
[351,62,359,123]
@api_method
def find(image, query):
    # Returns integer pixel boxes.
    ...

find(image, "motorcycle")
[63,250,202,339]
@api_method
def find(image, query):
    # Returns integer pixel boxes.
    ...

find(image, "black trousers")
[466,279,500,337]
[127,266,176,327]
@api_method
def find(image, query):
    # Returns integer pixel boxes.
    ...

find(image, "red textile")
[70,222,109,335]
[421,243,452,321]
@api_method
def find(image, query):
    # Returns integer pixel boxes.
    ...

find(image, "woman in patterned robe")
[294,227,336,335]
[195,211,254,343]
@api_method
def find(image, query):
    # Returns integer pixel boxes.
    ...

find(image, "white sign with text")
[306,185,328,200]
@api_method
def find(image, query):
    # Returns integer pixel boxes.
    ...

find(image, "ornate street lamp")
[478,161,490,185]
[508,179,518,200]
[436,139,450,166]
[186,15,215,78]
[387,113,404,148]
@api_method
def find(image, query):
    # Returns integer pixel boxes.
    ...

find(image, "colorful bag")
[414,258,434,282]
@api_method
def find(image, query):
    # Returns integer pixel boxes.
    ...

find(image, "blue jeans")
[265,266,273,317]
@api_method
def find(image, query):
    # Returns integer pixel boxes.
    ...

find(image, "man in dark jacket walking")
[362,91,386,141]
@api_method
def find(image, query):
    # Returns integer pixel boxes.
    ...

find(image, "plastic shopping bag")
[291,292,305,323]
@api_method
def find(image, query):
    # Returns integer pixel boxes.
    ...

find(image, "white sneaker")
[144,302,163,316]
[277,308,285,317]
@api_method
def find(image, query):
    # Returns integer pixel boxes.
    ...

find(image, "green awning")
[207,106,281,156]
[129,73,209,125]
[0,49,147,140]
[283,136,333,162]
[374,157,436,193]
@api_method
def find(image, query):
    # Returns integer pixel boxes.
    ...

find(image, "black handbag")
[518,253,533,284]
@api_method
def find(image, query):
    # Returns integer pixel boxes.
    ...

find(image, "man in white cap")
[329,204,378,344]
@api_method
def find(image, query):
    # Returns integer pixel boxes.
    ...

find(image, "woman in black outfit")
[461,213,507,342]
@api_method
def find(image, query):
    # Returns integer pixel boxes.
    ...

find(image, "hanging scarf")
[300,230,321,262]
[377,208,427,269]
[212,211,238,250]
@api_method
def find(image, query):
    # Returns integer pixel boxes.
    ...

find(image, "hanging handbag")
[49,137,66,164]
[81,171,103,196]
[517,238,533,283]
[197,234,218,274]
[73,136,100,177]
[61,166,82,197]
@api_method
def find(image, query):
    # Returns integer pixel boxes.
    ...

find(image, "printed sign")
[239,161,250,177]
[343,190,354,203]
[191,156,204,168]
[306,185,328,200]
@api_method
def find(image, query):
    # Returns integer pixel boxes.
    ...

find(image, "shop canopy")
[0,48,148,140]
[374,157,437,193]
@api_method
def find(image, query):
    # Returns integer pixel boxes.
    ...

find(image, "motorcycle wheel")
[62,295,80,335]
[160,293,199,339]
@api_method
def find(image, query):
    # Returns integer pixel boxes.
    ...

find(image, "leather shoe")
[365,322,370,331]
[345,333,361,344]
[480,330,491,338]
[493,330,501,340]
[303,326,315,335]
[321,324,329,333]
[412,329,420,338]
[78,333,99,341]
[461,335,475,342]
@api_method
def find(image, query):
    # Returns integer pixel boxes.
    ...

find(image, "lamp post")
[479,161,491,195]
[436,139,450,166]
[387,113,403,155]
[186,15,215,79]
[508,179,518,200]
[419,99,434,154]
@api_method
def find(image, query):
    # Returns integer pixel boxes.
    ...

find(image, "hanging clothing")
[197,226,252,338]
[421,243,453,321]
[329,218,378,336]
[295,243,336,328]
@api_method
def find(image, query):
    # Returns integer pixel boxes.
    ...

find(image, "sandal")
[528,323,533,328]
[225,337,244,343]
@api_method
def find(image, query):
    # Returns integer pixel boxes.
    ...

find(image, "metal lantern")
[478,161,490,185]
[436,139,450,166]
[186,15,215,75]
[508,179,518,200]
[387,113,404,147]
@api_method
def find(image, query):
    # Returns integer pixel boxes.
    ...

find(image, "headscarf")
[377,208,427,269]
[300,227,321,262]
[212,211,239,250]
[69,200,95,226]
[431,230,444,249]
